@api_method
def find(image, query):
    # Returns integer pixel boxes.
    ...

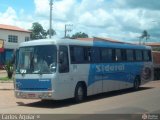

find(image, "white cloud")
[53,0,75,21]
[0,0,160,42]
[79,9,116,28]
[34,0,49,16]
[0,7,32,30]
[0,7,17,25]
[34,0,76,21]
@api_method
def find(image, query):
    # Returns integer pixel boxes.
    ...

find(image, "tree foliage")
[47,29,56,36]
[30,22,56,40]
[71,32,88,39]
[30,22,47,40]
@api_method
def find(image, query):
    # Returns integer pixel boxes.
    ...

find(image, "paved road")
[0,81,160,114]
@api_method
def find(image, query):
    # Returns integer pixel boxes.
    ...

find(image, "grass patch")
[0,77,12,81]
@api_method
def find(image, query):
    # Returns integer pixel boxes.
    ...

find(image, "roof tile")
[0,24,31,33]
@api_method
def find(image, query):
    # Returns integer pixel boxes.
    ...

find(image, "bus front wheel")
[74,83,85,103]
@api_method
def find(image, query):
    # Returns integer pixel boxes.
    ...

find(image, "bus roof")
[19,38,151,50]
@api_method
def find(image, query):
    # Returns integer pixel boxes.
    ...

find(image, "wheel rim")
[77,87,83,101]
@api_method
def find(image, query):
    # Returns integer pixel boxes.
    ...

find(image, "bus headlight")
[48,93,52,97]
[42,92,52,98]
[17,92,20,96]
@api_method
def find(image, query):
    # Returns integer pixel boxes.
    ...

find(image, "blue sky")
[0,0,160,43]
[0,0,34,13]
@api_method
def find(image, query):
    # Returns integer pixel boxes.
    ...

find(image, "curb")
[0,89,14,90]
[0,81,13,83]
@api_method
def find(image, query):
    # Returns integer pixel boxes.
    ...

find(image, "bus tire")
[133,77,140,90]
[74,83,85,103]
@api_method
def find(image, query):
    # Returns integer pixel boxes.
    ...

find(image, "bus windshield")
[16,45,57,74]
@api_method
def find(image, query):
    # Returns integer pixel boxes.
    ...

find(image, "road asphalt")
[0,80,160,114]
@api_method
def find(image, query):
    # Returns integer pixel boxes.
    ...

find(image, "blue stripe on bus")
[16,79,52,91]
[88,63,144,86]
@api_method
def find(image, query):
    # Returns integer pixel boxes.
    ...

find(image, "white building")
[0,24,31,65]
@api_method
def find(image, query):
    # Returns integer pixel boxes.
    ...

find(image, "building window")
[25,37,30,42]
[8,35,18,43]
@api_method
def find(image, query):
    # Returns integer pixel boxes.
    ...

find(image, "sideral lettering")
[96,64,125,72]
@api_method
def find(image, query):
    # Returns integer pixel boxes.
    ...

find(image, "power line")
[64,24,73,38]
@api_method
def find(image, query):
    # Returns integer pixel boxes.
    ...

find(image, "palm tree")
[139,30,150,44]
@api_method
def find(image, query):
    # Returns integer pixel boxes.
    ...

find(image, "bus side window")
[59,46,69,73]
[101,48,113,63]
[135,50,143,61]
[126,49,134,61]
[115,49,122,62]
[91,47,101,63]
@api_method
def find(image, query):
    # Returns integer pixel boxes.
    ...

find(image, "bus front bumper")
[15,90,54,100]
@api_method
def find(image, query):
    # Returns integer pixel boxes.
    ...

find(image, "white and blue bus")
[14,38,153,102]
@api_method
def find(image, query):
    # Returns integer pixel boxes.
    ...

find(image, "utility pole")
[49,0,53,39]
[64,24,73,38]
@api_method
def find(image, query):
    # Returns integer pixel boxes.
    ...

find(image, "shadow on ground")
[17,87,153,109]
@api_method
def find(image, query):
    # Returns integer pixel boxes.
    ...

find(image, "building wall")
[0,29,30,65]
[153,51,160,65]
[0,29,30,49]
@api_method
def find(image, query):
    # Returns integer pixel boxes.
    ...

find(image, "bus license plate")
[28,94,35,98]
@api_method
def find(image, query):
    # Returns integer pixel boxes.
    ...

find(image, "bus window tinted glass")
[70,46,91,64]
[127,50,134,61]
[115,49,122,61]
[135,50,143,61]
[84,47,91,63]
[101,48,112,62]
[91,47,101,63]
[59,46,69,73]
[70,46,84,63]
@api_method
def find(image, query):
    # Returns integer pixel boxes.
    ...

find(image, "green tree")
[71,32,88,39]
[30,22,47,40]
[47,29,56,36]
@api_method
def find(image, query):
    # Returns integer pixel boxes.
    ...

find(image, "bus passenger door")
[57,46,72,99]
[90,48,103,95]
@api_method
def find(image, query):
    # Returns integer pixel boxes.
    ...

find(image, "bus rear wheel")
[74,83,85,103]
